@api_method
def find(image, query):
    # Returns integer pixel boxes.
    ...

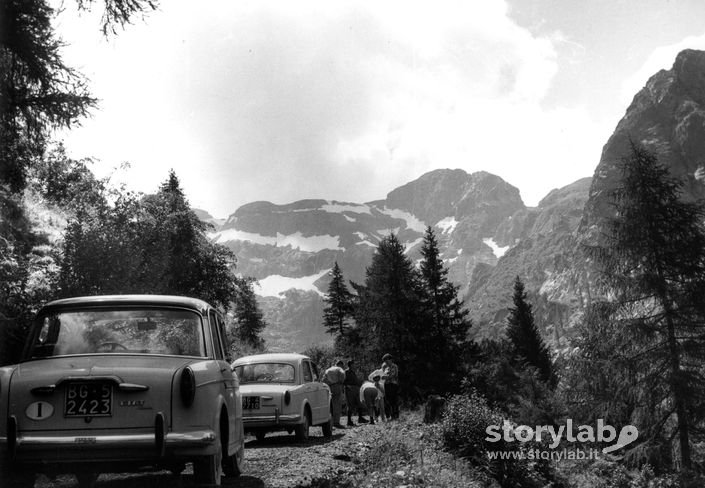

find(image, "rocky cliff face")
[581,49,705,241]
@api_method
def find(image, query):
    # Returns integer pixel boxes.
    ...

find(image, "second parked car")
[232,353,332,441]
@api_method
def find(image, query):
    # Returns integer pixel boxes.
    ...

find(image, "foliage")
[322,262,355,336]
[465,339,562,428]
[506,276,555,386]
[0,0,96,193]
[582,143,705,470]
[58,170,239,310]
[0,0,158,363]
[300,343,337,373]
[441,391,555,487]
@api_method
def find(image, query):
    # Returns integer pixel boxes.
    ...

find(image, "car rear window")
[234,363,296,384]
[27,308,206,359]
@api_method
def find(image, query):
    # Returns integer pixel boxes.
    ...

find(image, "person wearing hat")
[381,353,399,420]
[323,359,347,428]
[359,372,386,424]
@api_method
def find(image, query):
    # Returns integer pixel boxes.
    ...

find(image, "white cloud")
[54,0,605,214]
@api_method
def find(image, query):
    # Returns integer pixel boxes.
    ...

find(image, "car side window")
[303,361,313,383]
[208,310,224,360]
[310,362,320,382]
[215,314,231,361]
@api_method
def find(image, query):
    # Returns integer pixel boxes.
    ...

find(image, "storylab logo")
[485,419,639,455]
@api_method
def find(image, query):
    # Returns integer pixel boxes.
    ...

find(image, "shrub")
[441,391,555,488]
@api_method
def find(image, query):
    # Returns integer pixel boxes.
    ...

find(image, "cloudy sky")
[54,0,705,218]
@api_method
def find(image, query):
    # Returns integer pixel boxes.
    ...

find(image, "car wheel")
[193,436,223,486]
[322,415,333,438]
[223,443,244,478]
[294,410,310,441]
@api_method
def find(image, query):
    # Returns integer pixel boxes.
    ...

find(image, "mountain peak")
[385,169,524,225]
[581,48,705,240]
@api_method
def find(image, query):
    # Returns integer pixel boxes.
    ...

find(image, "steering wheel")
[256,373,274,381]
[97,342,128,352]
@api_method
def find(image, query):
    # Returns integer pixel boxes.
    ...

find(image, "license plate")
[65,383,112,417]
[242,396,260,410]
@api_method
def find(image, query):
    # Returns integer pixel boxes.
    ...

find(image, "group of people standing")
[323,353,400,429]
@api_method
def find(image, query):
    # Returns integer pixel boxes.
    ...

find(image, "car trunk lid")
[9,355,195,433]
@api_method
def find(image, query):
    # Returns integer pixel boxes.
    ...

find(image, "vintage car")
[0,295,245,487]
[232,353,332,441]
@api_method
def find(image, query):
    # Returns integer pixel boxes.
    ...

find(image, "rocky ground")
[31,417,411,488]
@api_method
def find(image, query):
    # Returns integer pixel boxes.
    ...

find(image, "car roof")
[38,295,214,315]
[233,353,310,365]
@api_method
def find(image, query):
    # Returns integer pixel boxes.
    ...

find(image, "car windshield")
[235,363,296,384]
[27,308,206,359]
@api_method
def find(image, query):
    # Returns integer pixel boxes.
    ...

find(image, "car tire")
[321,415,333,438]
[294,410,310,441]
[193,436,223,486]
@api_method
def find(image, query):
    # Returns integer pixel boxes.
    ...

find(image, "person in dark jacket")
[344,360,369,426]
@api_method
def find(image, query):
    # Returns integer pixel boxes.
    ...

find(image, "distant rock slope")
[208,49,705,353]
[210,170,529,352]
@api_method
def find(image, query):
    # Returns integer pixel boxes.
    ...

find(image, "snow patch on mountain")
[322,202,372,215]
[344,215,356,222]
[377,207,426,232]
[211,229,344,252]
[436,217,459,234]
[356,240,377,247]
[255,269,330,298]
[404,237,424,254]
[483,238,510,258]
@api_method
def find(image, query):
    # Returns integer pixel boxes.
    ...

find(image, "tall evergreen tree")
[323,262,355,336]
[506,276,554,386]
[58,170,238,310]
[585,143,705,470]
[233,276,266,351]
[419,226,472,389]
[354,234,433,396]
[419,226,471,344]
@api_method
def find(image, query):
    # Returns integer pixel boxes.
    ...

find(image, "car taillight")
[284,390,291,406]
[180,367,196,407]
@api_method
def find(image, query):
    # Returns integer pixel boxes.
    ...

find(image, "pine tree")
[322,262,355,336]
[420,226,471,345]
[506,276,554,386]
[419,226,472,390]
[233,277,266,350]
[58,170,239,310]
[585,143,705,470]
[354,233,432,394]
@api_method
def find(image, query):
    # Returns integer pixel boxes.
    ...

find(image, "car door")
[303,360,326,424]
[209,310,239,450]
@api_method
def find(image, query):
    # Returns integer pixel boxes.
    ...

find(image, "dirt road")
[32,423,375,488]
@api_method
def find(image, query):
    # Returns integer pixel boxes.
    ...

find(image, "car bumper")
[1,415,218,465]
[242,409,301,429]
